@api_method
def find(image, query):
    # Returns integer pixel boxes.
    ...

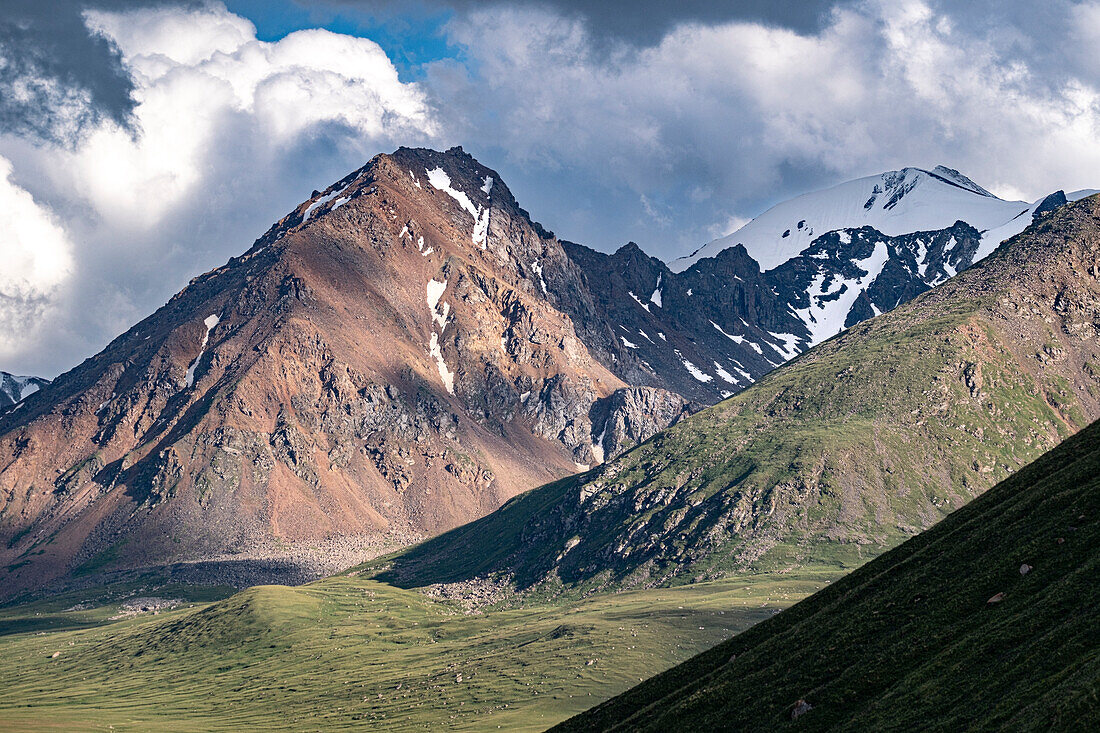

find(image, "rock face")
[0,146,690,598]
[589,387,696,464]
[557,220,991,402]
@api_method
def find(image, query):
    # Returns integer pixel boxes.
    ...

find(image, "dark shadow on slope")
[555,418,1100,731]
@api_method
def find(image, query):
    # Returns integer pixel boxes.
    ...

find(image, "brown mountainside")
[0,147,691,598]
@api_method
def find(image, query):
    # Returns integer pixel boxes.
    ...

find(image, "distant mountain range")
[1,147,1093,598]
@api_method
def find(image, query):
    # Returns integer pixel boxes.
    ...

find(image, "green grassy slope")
[374,196,1100,599]
[0,567,840,731]
[556,417,1100,731]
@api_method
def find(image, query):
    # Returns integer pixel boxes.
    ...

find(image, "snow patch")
[766,331,802,360]
[531,260,548,294]
[429,332,454,395]
[650,274,663,307]
[711,321,745,344]
[481,176,494,195]
[426,167,478,217]
[95,393,115,414]
[794,239,890,346]
[629,291,651,312]
[428,166,491,247]
[303,180,355,222]
[426,279,447,311]
[729,360,753,381]
[426,279,450,330]
[675,350,713,383]
[620,336,639,349]
[591,426,607,464]
[713,362,737,384]
[472,206,490,248]
[185,314,220,387]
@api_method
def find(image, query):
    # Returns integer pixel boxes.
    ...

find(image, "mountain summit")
[0,146,693,598]
[0,372,48,409]
[670,165,1092,272]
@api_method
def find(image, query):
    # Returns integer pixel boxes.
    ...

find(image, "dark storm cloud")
[2,0,1099,378]
[0,0,195,142]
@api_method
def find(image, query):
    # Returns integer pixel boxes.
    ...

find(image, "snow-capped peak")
[670,166,1028,273]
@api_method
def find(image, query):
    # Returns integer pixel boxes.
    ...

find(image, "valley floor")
[0,568,846,731]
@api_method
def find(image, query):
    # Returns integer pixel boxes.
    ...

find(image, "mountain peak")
[0,372,49,409]
[0,144,695,598]
[670,164,1029,273]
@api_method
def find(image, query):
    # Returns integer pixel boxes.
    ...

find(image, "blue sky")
[224,0,456,75]
[1,0,1099,376]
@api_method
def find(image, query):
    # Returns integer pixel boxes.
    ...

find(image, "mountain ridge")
[0,373,49,409]
[670,164,1051,272]
[2,145,1094,600]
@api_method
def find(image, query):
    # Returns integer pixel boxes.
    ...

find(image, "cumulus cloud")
[0,2,438,376]
[0,156,73,354]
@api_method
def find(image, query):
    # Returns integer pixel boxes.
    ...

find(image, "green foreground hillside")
[558,417,1100,731]
[0,567,839,731]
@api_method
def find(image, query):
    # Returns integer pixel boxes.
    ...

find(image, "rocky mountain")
[556,169,1096,402]
[0,146,695,599]
[0,372,49,409]
[557,415,1100,731]
[376,194,1100,598]
[558,219,989,402]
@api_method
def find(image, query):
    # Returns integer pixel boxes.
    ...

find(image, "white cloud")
[0,155,73,356]
[433,0,1100,257]
[2,0,1100,376]
[0,2,439,376]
